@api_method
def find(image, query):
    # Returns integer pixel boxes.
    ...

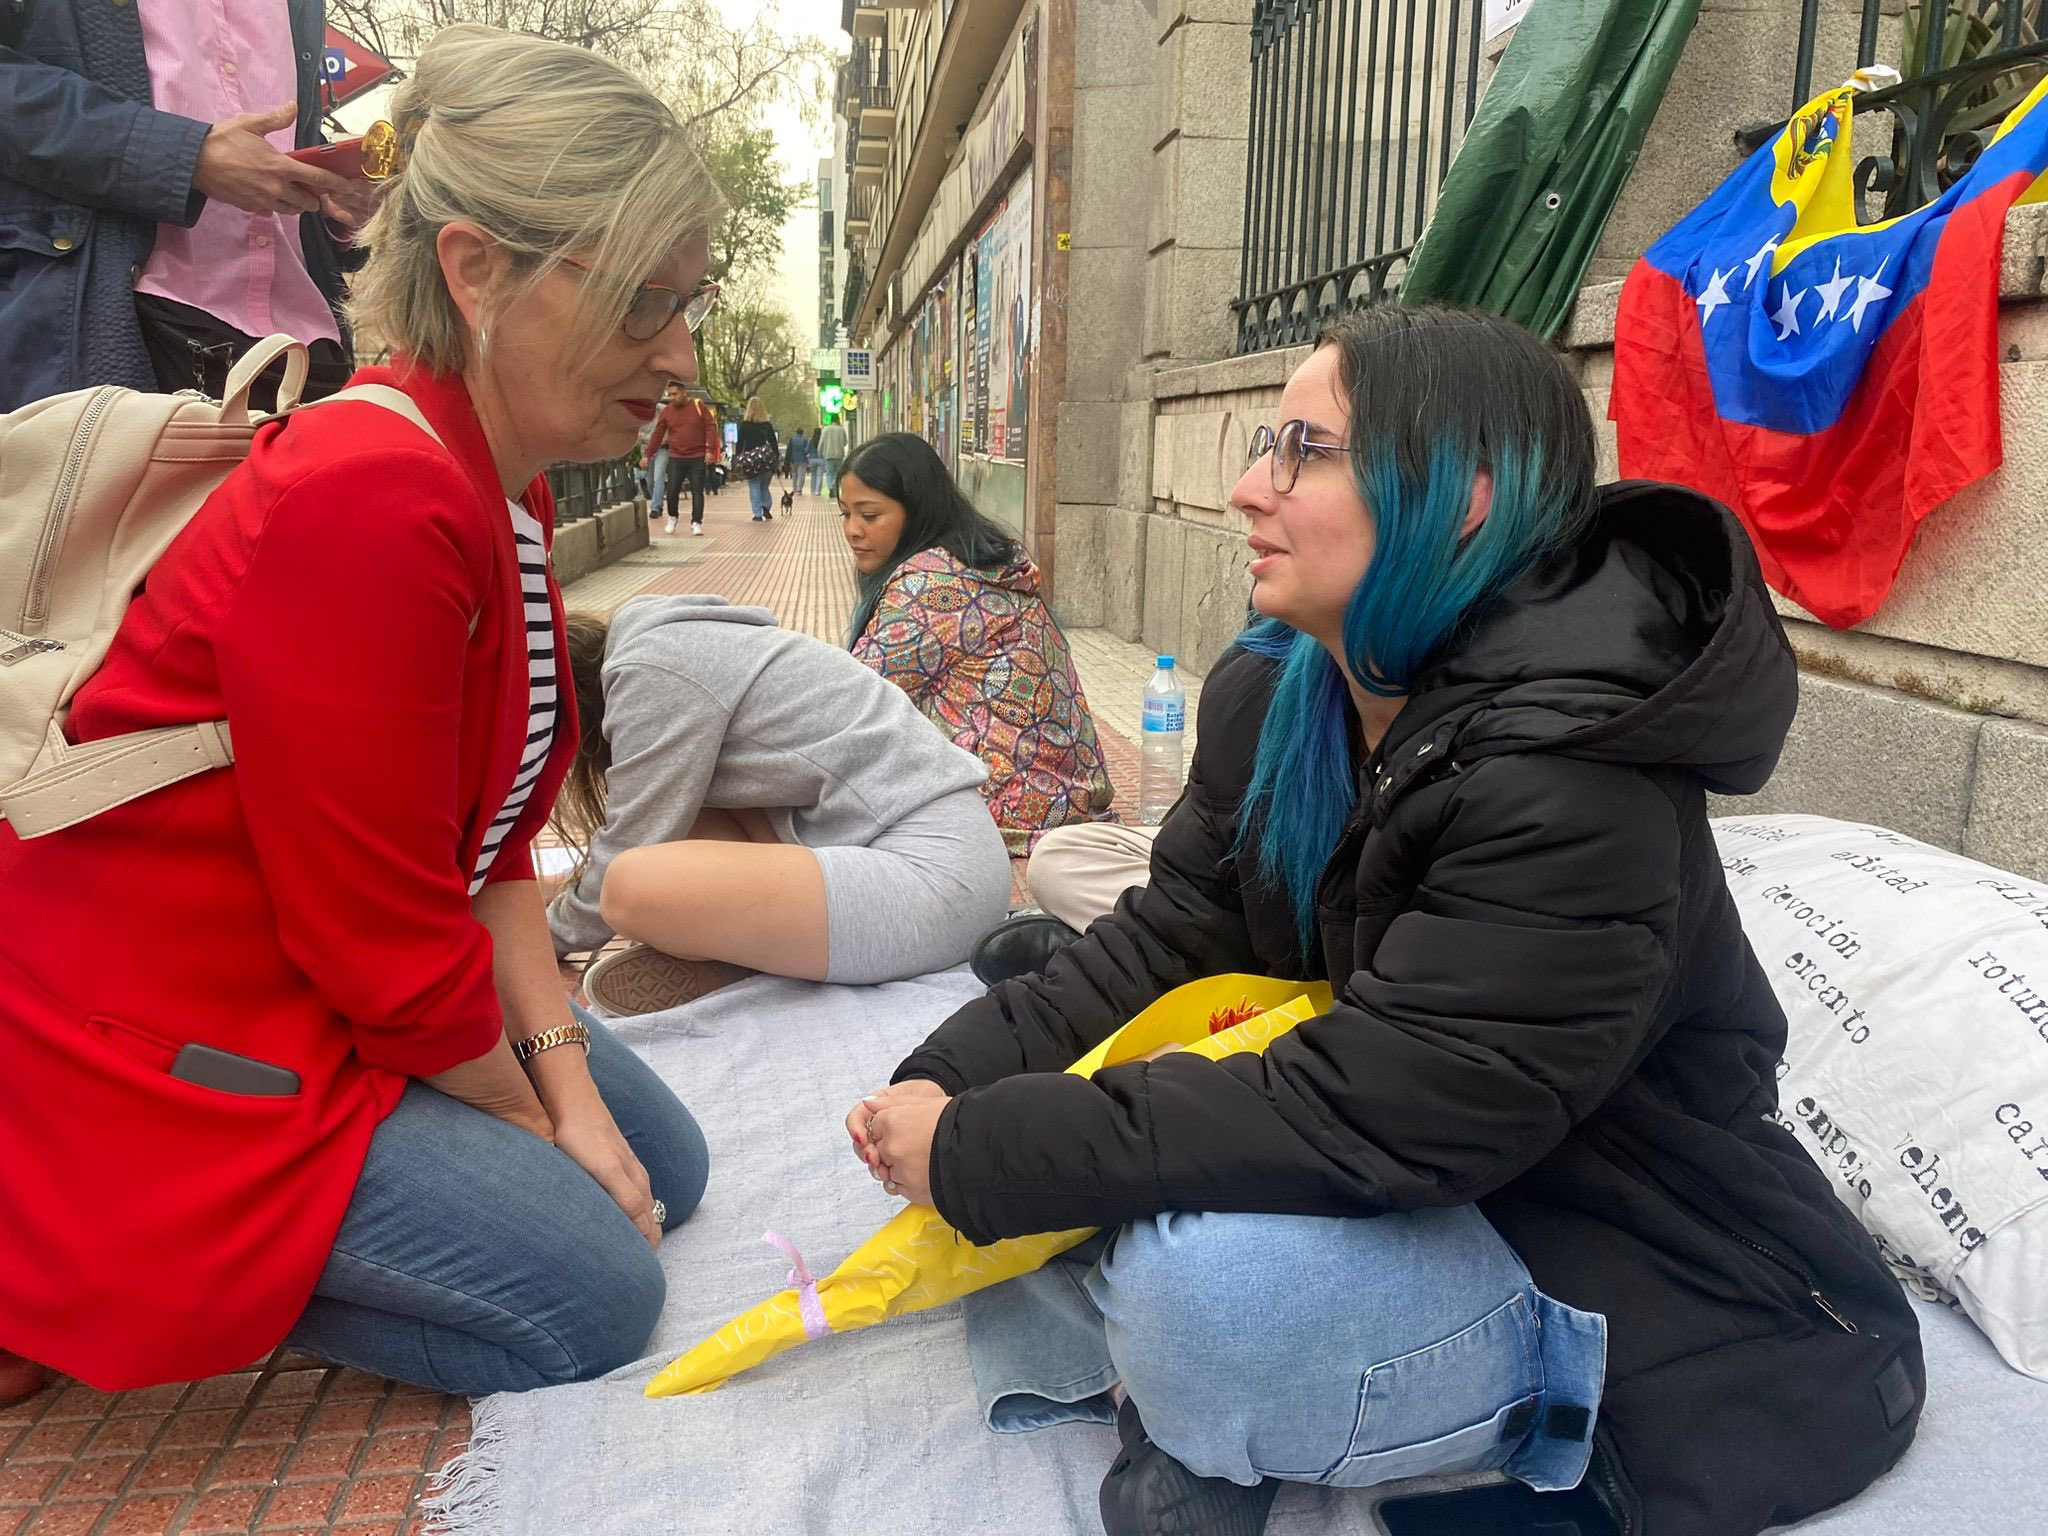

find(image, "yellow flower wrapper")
[646,974,1332,1398]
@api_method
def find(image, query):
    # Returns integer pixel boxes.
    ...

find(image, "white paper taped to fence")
[1714,814,2048,1380]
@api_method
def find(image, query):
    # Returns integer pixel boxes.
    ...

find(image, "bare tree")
[325,0,832,135]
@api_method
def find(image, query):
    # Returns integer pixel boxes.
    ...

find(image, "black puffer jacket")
[896,484,1922,1536]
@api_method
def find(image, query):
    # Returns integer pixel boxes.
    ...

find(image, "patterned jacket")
[853,547,1116,855]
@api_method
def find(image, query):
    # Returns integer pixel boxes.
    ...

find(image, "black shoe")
[1100,1399,1279,1536]
[970,909,1082,987]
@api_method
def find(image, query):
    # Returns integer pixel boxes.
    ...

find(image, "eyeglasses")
[1247,419,1350,494]
[559,257,721,342]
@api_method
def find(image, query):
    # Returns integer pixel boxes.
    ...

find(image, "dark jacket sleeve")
[925,755,1683,1245]
[0,47,209,225]
[892,651,1272,1094]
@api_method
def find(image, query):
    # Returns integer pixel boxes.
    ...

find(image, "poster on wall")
[959,250,978,454]
[975,170,1033,463]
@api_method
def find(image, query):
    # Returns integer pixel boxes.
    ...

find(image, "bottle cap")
[1157,655,1175,668]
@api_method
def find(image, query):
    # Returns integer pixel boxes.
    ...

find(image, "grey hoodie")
[547,595,990,957]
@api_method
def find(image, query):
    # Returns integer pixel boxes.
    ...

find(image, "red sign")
[321,26,394,107]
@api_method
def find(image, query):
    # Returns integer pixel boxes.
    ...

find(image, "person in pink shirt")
[0,0,366,411]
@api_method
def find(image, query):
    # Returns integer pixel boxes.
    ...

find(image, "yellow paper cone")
[647,975,1332,1398]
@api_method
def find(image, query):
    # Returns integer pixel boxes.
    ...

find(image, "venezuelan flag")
[1612,75,2048,628]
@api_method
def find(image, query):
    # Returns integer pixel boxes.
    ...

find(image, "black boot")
[970,909,1083,987]
[1100,1398,1280,1536]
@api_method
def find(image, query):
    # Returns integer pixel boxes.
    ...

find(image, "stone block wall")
[552,500,650,588]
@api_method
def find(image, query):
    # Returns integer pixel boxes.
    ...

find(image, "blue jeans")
[747,473,773,518]
[965,1207,1606,1493]
[645,447,669,513]
[286,1007,708,1395]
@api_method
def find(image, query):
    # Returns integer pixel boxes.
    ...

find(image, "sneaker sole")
[584,945,746,1017]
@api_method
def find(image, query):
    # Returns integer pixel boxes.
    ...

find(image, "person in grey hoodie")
[548,594,1013,1016]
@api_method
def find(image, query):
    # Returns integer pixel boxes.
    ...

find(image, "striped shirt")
[470,503,558,894]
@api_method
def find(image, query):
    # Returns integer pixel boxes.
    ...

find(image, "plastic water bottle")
[1138,656,1187,825]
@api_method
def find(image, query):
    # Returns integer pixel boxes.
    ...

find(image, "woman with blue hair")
[848,307,1921,1536]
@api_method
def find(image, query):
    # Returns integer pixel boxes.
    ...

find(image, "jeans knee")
[546,1238,667,1384]
[648,1103,710,1230]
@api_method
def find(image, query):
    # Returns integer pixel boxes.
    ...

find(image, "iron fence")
[1233,0,1485,354]
[546,456,639,524]
[1755,0,2047,221]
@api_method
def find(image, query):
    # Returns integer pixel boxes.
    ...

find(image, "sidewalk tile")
[29,1500,111,1534]
[256,1479,343,1528]
[0,1463,58,1505]
[102,1492,183,1533]
[45,1455,137,1502]
[185,1488,265,1533]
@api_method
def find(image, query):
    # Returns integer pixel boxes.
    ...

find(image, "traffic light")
[817,380,844,420]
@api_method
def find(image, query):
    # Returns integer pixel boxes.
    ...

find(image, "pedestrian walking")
[784,426,812,492]
[734,396,779,521]
[814,417,849,497]
[0,0,370,413]
[644,381,719,535]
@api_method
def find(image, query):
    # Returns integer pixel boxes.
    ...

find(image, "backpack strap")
[0,386,449,839]
[1,721,234,838]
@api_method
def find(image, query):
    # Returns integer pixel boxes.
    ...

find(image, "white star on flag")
[1771,284,1805,341]
[1695,267,1733,326]
[1813,257,1856,322]
[1844,261,1893,333]
[1742,237,1780,291]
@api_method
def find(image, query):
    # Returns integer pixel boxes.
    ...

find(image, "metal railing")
[1760,0,2047,221]
[845,34,895,119]
[546,457,639,524]
[1233,0,1484,354]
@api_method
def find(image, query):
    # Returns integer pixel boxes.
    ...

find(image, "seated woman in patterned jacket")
[838,432,1116,856]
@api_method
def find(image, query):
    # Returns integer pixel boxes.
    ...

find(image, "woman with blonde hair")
[734,393,780,521]
[0,25,725,1397]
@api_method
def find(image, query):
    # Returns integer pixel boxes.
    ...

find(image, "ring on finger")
[651,1197,668,1225]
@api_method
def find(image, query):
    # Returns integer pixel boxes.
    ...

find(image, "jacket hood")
[906,546,1042,596]
[1383,482,1796,798]
[607,594,778,658]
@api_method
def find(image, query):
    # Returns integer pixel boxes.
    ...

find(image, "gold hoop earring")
[477,324,491,359]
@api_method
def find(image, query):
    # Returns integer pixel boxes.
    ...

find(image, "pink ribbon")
[763,1230,832,1341]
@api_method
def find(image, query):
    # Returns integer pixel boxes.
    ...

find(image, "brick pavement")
[0,485,1208,1536]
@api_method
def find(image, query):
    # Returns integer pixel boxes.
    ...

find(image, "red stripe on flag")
[1614,176,2019,628]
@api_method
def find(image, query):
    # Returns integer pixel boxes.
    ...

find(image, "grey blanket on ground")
[426,971,2048,1536]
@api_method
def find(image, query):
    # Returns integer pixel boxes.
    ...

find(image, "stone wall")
[552,501,650,588]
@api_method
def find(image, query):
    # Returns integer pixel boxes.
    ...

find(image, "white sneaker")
[691,523,704,536]
[664,517,678,534]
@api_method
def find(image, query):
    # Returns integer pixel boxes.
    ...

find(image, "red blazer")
[0,365,576,1388]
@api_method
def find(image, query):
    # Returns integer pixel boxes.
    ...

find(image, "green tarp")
[1399,0,1703,339]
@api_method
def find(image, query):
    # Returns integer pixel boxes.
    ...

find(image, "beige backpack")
[0,336,443,839]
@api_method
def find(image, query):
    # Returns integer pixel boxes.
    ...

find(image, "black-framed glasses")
[560,257,720,342]
[1248,419,1350,494]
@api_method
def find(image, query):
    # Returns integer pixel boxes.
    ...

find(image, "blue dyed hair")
[1236,306,1598,954]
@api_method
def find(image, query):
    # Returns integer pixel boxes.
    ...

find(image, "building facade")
[837,0,1047,542]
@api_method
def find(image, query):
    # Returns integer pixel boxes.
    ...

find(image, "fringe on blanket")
[419,1400,507,1535]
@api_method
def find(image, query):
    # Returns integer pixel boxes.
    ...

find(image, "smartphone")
[285,137,370,180]
[1378,1482,1619,1536]
[169,1042,301,1097]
